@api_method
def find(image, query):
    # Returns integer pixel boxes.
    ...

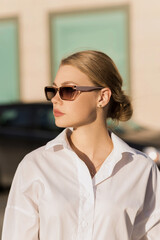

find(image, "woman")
[2,50,160,240]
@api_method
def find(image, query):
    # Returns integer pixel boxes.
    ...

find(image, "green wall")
[50,7,130,92]
[0,18,20,104]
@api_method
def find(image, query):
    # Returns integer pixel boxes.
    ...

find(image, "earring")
[98,104,102,108]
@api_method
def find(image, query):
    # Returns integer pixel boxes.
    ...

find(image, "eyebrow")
[52,81,79,86]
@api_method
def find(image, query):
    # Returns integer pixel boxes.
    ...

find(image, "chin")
[55,120,81,129]
[54,119,73,128]
[54,114,95,129]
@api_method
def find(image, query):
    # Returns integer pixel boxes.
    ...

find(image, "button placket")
[74,152,95,240]
[81,220,88,228]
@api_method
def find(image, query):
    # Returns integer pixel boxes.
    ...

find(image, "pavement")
[0,188,9,238]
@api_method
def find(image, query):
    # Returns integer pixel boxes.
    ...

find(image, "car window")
[0,108,33,128]
[0,105,60,131]
[34,107,59,130]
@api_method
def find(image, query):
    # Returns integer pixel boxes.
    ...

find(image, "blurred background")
[0,0,160,237]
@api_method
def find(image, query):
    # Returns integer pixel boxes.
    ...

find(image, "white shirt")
[2,127,160,240]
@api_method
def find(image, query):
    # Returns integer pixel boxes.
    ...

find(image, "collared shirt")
[2,127,160,240]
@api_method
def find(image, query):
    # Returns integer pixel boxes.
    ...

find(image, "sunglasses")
[45,85,104,101]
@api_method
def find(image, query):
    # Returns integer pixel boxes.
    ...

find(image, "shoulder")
[10,144,51,193]
[126,145,159,180]
[18,145,46,168]
[132,147,154,166]
[14,143,53,182]
[121,142,160,188]
[8,145,48,205]
[111,131,154,168]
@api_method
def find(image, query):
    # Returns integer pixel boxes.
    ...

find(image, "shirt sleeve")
[1,158,43,240]
[132,162,160,240]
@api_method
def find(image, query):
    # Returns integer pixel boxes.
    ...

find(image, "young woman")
[2,50,160,240]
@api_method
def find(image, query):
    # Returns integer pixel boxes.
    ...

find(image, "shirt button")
[82,221,88,227]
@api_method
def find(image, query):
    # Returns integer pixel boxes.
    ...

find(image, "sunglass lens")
[45,87,57,100]
[60,87,77,100]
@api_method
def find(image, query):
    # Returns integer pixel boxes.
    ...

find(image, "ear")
[97,88,111,108]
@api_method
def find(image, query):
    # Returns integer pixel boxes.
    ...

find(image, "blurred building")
[0,0,160,130]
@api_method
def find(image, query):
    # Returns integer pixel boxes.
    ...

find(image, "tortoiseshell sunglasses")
[44,85,103,101]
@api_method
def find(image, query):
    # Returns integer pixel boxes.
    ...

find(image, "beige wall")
[0,0,160,129]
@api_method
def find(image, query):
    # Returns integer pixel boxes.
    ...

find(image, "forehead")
[53,65,92,86]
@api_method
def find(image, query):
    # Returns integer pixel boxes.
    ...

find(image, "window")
[0,18,20,103]
[50,6,130,92]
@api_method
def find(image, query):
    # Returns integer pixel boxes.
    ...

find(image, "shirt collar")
[91,132,135,185]
[45,127,74,151]
[45,127,136,185]
[45,127,135,156]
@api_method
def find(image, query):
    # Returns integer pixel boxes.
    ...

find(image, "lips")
[53,109,65,117]
[53,109,64,114]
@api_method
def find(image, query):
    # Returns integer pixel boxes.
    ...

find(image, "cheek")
[70,94,97,118]
[54,93,98,128]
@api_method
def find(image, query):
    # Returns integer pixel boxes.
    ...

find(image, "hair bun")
[108,92,133,121]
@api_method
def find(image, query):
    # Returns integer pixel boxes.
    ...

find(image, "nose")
[51,90,62,104]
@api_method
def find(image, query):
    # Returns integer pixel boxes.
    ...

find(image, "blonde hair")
[60,50,133,121]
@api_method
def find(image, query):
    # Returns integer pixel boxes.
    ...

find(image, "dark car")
[0,102,64,188]
[0,102,159,188]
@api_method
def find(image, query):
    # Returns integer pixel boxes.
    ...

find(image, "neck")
[67,123,113,161]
